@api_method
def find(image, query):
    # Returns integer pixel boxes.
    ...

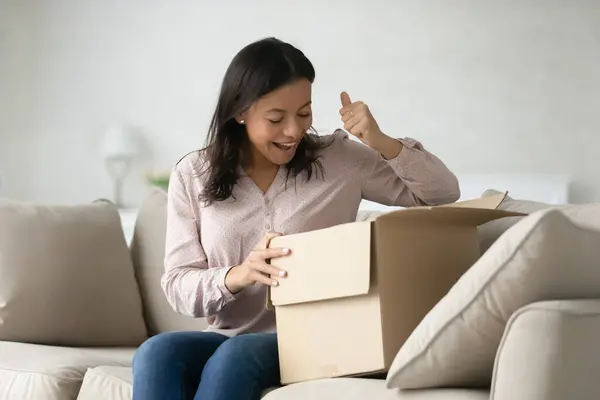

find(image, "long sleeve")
[339,131,460,207]
[160,164,236,318]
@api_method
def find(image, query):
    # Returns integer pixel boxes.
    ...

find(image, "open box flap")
[267,221,372,307]
[374,191,526,226]
[436,191,508,209]
[374,207,526,227]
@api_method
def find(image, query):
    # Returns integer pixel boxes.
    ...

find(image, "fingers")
[250,260,288,278]
[250,269,280,287]
[251,249,289,276]
[340,110,353,123]
[339,103,360,116]
[341,107,364,123]
[249,247,290,282]
[343,115,362,133]
[253,247,291,260]
[250,231,290,287]
[340,91,352,107]
[340,102,367,118]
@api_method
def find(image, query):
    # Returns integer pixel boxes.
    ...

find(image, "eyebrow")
[265,101,312,113]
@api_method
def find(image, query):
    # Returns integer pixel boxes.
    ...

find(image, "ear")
[235,113,245,124]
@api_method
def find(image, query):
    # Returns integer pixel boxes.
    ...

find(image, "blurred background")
[0,0,599,206]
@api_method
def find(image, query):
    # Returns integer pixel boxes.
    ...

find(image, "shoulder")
[169,149,210,193]
[311,129,355,155]
[318,128,367,149]
[316,128,370,163]
[315,128,349,145]
[173,149,207,179]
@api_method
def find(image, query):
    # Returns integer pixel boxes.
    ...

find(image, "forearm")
[161,265,235,318]
[369,133,404,160]
[384,136,460,206]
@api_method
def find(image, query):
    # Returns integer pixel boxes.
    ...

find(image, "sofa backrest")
[132,188,554,335]
[130,188,208,336]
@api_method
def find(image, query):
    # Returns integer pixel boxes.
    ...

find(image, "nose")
[283,118,306,140]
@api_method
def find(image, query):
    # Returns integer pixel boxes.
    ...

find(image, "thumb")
[340,91,352,107]
[261,232,283,249]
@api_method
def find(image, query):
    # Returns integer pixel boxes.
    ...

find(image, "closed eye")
[268,113,310,124]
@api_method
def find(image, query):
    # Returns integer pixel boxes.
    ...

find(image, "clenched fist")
[338,91,403,160]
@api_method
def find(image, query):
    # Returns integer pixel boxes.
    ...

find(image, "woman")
[132,37,460,400]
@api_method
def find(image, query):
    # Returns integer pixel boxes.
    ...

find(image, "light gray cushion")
[0,341,135,400]
[478,189,558,253]
[76,365,279,399]
[264,378,488,400]
[131,188,208,335]
[77,366,133,400]
[0,200,147,346]
[492,300,600,400]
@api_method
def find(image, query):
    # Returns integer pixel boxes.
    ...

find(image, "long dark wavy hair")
[198,37,331,206]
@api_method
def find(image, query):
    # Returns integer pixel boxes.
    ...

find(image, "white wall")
[1,0,599,205]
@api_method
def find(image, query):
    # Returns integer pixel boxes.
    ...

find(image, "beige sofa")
[0,189,599,400]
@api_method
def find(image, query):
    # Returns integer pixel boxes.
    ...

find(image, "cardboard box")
[267,192,525,384]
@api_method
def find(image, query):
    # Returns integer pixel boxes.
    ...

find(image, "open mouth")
[273,142,297,151]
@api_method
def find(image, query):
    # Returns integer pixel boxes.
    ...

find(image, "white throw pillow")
[0,200,148,346]
[386,204,600,389]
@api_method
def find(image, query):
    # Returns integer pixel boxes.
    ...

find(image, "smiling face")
[238,78,313,168]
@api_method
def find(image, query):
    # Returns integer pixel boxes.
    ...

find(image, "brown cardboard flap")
[412,191,508,211]
[268,221,372,307]
[436,191,508,209]
[375,207,525,227]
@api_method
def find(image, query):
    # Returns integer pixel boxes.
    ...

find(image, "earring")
[239,120,245,124]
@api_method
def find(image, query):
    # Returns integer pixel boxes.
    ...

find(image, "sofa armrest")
[491,299,600,400]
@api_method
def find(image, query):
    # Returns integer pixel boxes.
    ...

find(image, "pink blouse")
[161,130,460,336]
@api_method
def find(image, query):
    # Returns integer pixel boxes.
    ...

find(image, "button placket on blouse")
[260,169,282,232]
[264,197,272,231]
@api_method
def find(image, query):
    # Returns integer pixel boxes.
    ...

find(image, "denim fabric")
[132,331,280,400]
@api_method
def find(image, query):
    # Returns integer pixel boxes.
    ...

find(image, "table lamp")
[101,125,138,208]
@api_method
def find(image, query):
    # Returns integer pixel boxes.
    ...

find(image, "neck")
[242,144,278,174]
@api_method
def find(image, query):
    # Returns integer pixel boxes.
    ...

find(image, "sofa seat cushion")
[0,341,135,400]
[76,366,278,399]
[77,366,132,400]
[263,378,489,400]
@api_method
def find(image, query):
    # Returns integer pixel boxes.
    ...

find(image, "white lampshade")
[102,125,139,159]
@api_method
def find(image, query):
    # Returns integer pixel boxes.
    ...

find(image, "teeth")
[276,142,295,149]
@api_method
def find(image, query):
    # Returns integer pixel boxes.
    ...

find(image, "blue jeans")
[132,331,280,400]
